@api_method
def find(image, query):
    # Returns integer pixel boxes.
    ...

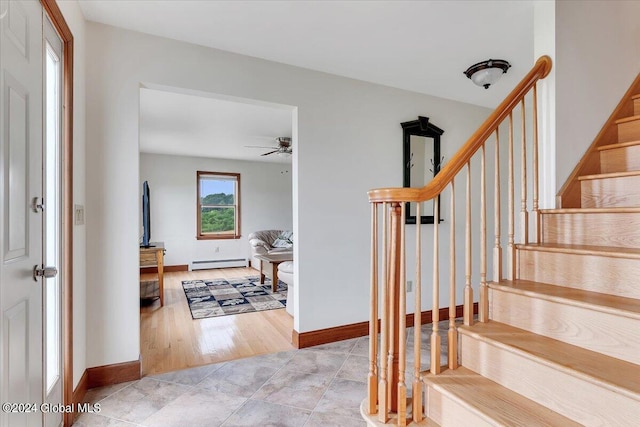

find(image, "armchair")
[248,229,293,269]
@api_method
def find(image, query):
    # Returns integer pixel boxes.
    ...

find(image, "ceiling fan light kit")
[463,59,511,89]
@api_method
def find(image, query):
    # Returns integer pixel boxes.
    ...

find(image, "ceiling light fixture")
[463,59,511,89]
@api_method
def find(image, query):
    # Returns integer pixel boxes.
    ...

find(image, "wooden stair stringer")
[489,279,640,364]
[422,366,580,427]
[459,322,640,426]
[557,73,640,208]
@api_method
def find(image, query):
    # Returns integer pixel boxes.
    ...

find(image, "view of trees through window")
[197,172,240,238]
[200,193,235,233]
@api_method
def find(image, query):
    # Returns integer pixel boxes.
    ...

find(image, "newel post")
[387,202,402,413]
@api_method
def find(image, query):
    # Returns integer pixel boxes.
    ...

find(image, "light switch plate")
[74,204,85,225]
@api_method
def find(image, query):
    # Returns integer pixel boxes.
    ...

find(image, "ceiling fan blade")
[261,150,279,156]
[245,145,278,149]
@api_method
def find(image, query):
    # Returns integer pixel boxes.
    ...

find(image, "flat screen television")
[141,180,153,248]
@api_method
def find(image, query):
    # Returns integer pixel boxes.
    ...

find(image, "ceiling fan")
[245,137,292,157]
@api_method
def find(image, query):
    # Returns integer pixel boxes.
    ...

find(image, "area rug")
[181,276,287,319]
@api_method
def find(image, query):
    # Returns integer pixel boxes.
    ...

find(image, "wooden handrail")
[368,55,552,203]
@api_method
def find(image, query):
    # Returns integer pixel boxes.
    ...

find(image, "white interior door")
[0,1,45,426]
[43,13,63,427]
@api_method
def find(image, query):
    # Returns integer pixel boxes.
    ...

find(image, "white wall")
[56,0,87,389]
[554,0,640,192]
[534,1,556,209]
[84,22,492,367]
[139,153,293,266]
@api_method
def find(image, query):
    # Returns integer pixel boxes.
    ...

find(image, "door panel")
[1,0,44,426]
[5,0,29,58]
[5,74,28,260]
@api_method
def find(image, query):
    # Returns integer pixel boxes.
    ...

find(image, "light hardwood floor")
[140,267,294,376]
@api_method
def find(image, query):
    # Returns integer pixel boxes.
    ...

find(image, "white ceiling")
[139,88,294,163]
[80,0,535,162]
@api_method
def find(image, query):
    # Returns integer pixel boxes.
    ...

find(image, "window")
[197,171,241,239]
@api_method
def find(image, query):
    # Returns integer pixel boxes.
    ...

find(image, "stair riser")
[600,144,640,173]
[542,211,640,248]
[618,118,640,143]
[460,334,640,426]
[581,175,640,208]
[517,249,640,299]
[489,287,640,365]
[425,385,493,427]
[634,98,640,116]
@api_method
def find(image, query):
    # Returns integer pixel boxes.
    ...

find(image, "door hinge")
[33,265,58,281]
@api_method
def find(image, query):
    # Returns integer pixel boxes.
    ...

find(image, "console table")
[140,242,165,306]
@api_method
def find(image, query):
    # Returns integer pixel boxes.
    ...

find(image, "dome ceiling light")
[464,59,511,89]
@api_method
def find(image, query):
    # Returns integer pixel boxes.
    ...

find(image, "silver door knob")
[33,265,58,281]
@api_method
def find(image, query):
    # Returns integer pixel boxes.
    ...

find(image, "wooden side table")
[140,242,165,306]
[255,252,293,292]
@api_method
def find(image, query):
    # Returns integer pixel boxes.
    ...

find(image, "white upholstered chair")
[277,261,294,317]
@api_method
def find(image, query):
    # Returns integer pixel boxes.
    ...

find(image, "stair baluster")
[520,99,529,244]
[412,203,423,422]
[397,202,407,426]
[480,144,489,322]
[463,162,473,326]
[387,203,401,413]
[368,203,378,415]
[448,182,458,370]
[377,202,389,423]
[494,129,503,282]
[508,112,516,280]
[532,85,541,242]
[430,197,441,374]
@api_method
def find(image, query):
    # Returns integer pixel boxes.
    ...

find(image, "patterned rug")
[181,276,287,319]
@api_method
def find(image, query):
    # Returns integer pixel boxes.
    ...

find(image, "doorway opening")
[137,85,297,376]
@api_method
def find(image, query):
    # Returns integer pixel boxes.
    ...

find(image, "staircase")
[361,57,640,426]
[422,80,640,427]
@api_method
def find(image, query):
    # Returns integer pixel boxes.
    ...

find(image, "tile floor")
[73,322,451,427]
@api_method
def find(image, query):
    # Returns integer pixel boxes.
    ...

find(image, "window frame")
[196,171,241,240]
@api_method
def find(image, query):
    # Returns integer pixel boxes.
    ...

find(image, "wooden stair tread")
[422,366,581,426]
[458,322,640,399]
[632,94,640,100]
[540,207,640,214]
[578,170,640,181]
[490,279,640,319]
[615,114,640,124]
[517,242,640,258]
[597,139,640,151]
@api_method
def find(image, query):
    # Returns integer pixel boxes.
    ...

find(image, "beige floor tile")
[195,358,280,398]
[314,378,366,420]
[280,350,348,377]
[141,388,245,427]
[252,370,332,411]
[97,378,191,424]
[221,399,310,427]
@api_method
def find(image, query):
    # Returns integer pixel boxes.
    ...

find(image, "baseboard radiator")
[191,258,248,270]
